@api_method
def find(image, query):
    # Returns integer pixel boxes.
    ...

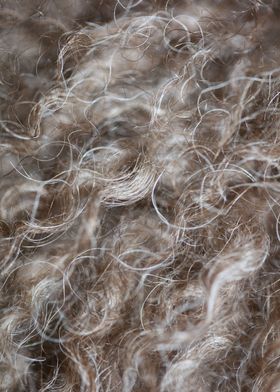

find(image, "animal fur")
[1,0,280,391]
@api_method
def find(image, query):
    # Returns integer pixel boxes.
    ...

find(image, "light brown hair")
[1,1,280,391]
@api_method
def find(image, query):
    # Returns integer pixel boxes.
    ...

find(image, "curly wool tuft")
[2,0,280,391]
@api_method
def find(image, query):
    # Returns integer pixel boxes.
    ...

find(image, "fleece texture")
[1,1,280,391]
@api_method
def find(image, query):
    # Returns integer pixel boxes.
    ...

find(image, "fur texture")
[1,0,280,391]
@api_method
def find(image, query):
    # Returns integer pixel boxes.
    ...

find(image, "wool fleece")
[1,0,280,391]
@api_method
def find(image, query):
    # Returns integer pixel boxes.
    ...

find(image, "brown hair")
[1,1,280,391]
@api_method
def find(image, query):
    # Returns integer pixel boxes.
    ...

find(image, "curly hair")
[1,1,280,391]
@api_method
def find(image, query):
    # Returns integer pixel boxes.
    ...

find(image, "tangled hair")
[3,0,280,390]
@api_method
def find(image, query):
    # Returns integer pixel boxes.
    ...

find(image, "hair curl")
[1,1,280,391]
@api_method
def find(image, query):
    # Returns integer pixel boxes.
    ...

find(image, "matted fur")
[1,0,280,391]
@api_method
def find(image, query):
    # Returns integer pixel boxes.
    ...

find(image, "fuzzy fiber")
[1,0,280,391]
